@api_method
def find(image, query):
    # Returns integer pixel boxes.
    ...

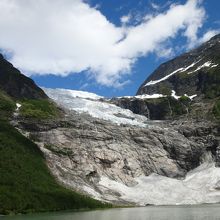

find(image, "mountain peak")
[137,34,220,99]
[210,33,220,41]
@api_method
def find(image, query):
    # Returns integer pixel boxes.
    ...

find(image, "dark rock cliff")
[137,34,220,98]
[0,54,47,99]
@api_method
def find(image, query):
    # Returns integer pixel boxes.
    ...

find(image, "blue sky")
[0,0,219,97]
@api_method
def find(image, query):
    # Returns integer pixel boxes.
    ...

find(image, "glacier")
[43,88,148,127]
[41,87,220,206]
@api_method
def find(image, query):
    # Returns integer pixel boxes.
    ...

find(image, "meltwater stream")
[2,205,220,220]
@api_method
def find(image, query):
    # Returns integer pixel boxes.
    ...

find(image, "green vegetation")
[203,66,220,98]
[178,71,191,79]
[0,120,111,215]
[20,99,59,120]
[213,99,220,119]
[44,144,73,156]
[199,54,220,98]
[158,84,171,96]
[179,95,191,103]
[168,96,189,117]
[0,87,111,215]
[143,97,189,120]
[0,90,16,118]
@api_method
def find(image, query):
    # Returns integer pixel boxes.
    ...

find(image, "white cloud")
[155,46,174,59]
[198,29,220,44]
[151,2,160,10]
[120,14,132,25]
[0,0,212,87]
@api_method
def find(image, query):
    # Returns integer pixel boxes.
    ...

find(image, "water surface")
[2,204,220,220]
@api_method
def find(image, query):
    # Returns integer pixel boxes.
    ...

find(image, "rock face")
[110,34,220,120]
[15,109,220,205]
[110,96,190,120]
[137,34,220,98]
[0,54,47,99]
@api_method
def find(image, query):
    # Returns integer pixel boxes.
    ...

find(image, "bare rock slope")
[15,104,220,205]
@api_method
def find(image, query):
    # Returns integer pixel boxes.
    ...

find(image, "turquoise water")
[2,204,220,220]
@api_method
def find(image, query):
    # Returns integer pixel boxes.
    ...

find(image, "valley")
[0,34,220,214]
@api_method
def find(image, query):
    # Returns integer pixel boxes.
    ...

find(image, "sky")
[0,0,219,97]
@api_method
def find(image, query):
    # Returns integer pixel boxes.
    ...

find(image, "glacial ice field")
[43,88,150,127]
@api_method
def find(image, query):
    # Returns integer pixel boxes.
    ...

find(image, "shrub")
[0,90,15,118]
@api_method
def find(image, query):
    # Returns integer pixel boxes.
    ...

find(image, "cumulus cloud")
[198,29,220,44]
[0,0,213,87]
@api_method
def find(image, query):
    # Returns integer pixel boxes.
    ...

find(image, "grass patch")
[44,144,73,156]
[0,120,111,215]
[158,84,171,96]
[20,99,59,120]
[0,90,16,119]
[179,95,191,103]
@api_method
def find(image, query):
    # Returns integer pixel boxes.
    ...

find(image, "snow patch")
[144,68,184,86]
[211,64,218,68]
[171,90,197,100]
[99,162,220,205]
[187,61,218,74]
[119,94,166,99]
[43,88,148,127]
[16,103,21,110]
[171,90,181,100]
[188,94,197,100]
[14,103,22,117]
[120,90,197,101]
[144,60,218,86]
[144,61,200,87]
[181,60,201,72]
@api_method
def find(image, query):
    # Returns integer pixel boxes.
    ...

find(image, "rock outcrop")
[0,54,47,99]
[137,34,220,98]
[14,109,220,205]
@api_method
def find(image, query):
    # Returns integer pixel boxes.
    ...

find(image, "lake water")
[1,204,220,220]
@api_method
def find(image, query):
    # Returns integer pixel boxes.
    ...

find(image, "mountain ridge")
[137,34,220,98]
[0,54,47,99]
[111,34,220,120]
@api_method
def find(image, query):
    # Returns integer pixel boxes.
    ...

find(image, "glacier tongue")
[99,162,220,206]
[43,88,148,127]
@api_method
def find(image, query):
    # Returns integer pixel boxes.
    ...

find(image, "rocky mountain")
[111,34,220,120]
[137,34,220,98]
[13,87,219,206]
[0,54,47,99]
